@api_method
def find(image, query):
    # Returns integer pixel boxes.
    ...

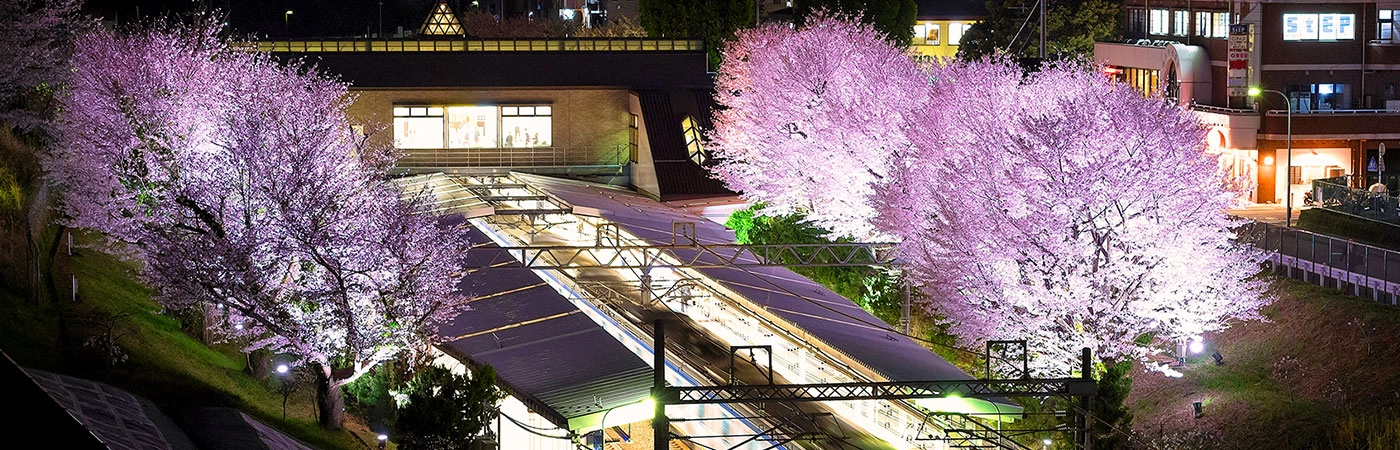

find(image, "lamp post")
[284,10,293,38]
[274,364,291,420]
[1249,87,1294,226]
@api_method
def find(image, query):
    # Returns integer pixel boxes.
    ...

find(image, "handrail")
[1263,108,1400,115]
[251,38,705,53]
[1189,103,1256,115]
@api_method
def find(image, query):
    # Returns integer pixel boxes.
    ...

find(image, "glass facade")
[394,104,552,149]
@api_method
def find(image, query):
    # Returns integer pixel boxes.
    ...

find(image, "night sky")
[82,0,494,39]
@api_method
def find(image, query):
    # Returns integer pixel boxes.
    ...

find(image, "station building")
[263,30,1021,448]
[1095,0,1400,205]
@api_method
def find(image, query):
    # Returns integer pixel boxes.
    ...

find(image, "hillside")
[1127,278,1400,449]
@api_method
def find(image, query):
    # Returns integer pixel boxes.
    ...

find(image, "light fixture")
[1249,86,1295,226]
[276,364,289,374]
[1189,336,1204,354]
[1263,155,1275,165]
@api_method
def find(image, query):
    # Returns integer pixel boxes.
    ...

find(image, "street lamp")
[376,434,388,450]
[1249,87,1294,226]
[274,364,296,420]
[284,10,293,38]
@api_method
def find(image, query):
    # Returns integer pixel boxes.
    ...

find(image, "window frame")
[1149,9,1170,35]
[391,104,554,150]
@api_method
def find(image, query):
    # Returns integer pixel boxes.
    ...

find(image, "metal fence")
[1239,221,1400,305]
[253,39,705,53]
[397,145,625,169]
[1310,176,1400,224]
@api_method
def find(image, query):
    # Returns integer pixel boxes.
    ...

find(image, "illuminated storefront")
[394,104,552,149]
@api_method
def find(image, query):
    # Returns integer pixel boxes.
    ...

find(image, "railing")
[1189,103,1257,115]
[1264,108,1400,115]
[397,145,625,169]
[1239,222,1400,304]
[1310,176,1400,224]
[253,38,705,53]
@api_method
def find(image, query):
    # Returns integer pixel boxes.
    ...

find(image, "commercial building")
[1095,0,1400,205]
[911,0,987,59]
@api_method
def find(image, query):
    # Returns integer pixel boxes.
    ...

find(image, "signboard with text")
[1228,24,1253,97]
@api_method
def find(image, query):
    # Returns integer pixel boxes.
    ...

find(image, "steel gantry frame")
[460,241,900,270]
[651,321,1098,450]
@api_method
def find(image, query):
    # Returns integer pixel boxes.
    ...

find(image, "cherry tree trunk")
[316,365,345,430]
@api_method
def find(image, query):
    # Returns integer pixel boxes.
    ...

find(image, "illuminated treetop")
[711,17,1269,374]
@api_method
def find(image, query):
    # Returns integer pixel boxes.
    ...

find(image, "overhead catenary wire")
[498,410,576,441]
[1062,399,1164,450]
[689,240,1024,368]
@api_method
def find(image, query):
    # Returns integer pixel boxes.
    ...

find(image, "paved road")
[1228,203,1301,225]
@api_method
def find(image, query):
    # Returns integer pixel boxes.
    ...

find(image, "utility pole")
[653,319,669,450]
[1039,0,1047,59]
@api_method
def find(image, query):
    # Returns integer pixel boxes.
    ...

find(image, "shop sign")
[1228,24,1253,97]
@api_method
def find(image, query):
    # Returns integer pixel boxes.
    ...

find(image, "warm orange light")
[1263,156,1275,165]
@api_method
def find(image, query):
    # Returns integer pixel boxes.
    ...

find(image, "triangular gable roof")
[420,1,463,36]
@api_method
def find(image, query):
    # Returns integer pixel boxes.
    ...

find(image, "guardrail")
[1189,103,1257,115]
[1263,108,1400,115]
[1240,222,1400,304]
[253,38,705,53]
[397,145,625,169]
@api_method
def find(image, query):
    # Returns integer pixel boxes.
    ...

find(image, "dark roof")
[515,175,989,386]
[916,0,987,19]
[181,408,317,450]
[3,351,107,450]
[635,89,734,201]
[23,368,176,450]
[277,49,712,89]
[436,224,653,427]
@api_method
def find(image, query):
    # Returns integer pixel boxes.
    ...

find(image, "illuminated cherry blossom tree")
[710,19,1270,374]
[46,18,469,427]
[881,60,1268,373]
[710,14,929,238]
[0,0,83,133]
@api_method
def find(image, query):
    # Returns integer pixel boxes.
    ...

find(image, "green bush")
[344,361,407,432]
[724,205,903,323]
[395,364,505,450]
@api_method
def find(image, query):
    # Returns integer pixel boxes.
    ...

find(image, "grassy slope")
[0,231,377,450]
[1126,277,1400,449]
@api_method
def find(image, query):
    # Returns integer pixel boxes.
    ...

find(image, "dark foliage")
[395,364,506,450]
